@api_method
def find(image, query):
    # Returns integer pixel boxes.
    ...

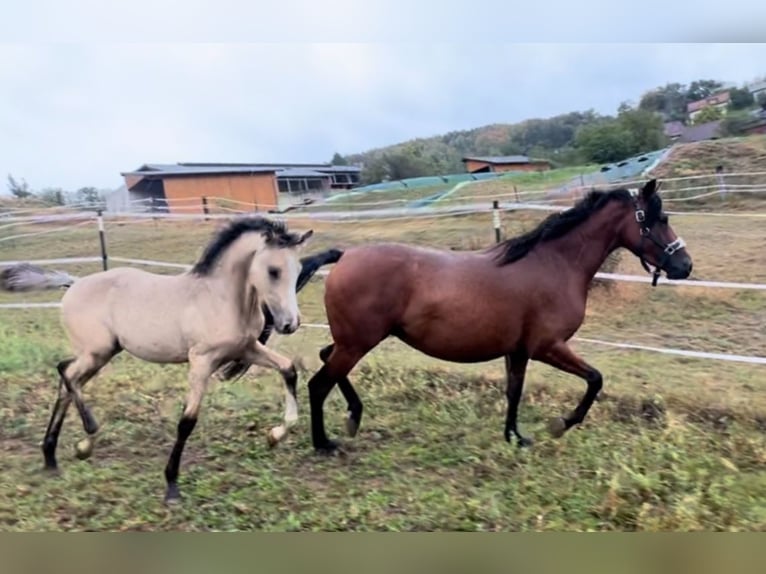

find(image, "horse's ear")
[298,230,314,245]
[641,178,659,199]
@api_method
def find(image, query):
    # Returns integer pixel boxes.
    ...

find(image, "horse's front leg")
[245,341,298,448]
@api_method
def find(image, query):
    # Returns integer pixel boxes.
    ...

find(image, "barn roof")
[121,162,360,178]
[121,164,277,177]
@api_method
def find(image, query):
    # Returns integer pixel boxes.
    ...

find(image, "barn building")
[114,162,361,214]
[461,155,552,174]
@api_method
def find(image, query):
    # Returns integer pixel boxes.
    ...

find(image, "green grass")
[1,203,764,531]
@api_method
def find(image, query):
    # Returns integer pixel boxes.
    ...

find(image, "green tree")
[719,110,755,137]
[7,174,33,198]
[76,186,101,206]
[616,106,667,153]
[686,79,724,102]
[638,83,688,122]
[330,152,348,166]
[38,187,66,205]
[728,87,755,110]
[692,105,724,125]
[574,121,636,164]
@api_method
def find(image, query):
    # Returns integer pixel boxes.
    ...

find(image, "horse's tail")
[216,248,344,382]
[296,248,344,291]
[0,263,77,293]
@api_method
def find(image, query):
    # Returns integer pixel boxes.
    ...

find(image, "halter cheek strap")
[633,201,686,287]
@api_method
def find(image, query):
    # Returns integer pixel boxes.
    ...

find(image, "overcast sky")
[2,40,765,191]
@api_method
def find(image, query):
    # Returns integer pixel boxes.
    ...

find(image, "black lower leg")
[308,365,337,452]
[164,415,198,503]
[57,360,99,435]
[42,391,67,470]
[564,369,603,429]
[504,353,531,447]
[337,377,363,437]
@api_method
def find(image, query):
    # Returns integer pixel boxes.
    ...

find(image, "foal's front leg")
[246,341,298,447]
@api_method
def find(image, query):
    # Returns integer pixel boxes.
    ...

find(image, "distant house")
[116,162,361,214]
[663,121,686,141]
[747,79,766,100]
[677,120,723,143]
[687,91,731,122]
[461,155,551,174]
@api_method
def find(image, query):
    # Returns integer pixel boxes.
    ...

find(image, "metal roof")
[461,155,547,164]
[277,168,329,178]
[122,162,360,178]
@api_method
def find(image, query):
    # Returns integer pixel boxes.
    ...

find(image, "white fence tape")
[3,255,766,291]
[1,302,762,365]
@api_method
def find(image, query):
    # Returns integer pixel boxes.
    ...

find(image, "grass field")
[0,200,764,531]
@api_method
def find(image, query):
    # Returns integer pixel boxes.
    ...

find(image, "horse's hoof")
[42,464,60,477]
[314,440,340,456]
[346,414,359,438]
[74,437,94,460]
[517,436,534,448]
[164,485,182,506]
[548,417,568,438]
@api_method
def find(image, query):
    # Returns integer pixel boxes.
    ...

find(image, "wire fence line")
[3,170,766,220]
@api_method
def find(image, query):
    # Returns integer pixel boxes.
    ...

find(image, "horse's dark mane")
[192,216,302,276]
[489,188,635,266]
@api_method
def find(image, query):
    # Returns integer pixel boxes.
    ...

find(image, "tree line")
[5,174,105,207]
[333,77,766,184]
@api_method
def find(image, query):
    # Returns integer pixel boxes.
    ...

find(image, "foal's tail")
[0,263,77,292]
[217,247,344,382]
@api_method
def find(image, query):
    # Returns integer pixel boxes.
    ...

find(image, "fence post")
[202,196,209,220]
[492,200,502,243]
[97,210,108,271]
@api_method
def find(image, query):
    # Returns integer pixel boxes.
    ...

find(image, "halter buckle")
[663,237,685,255]
[635,209,646,223]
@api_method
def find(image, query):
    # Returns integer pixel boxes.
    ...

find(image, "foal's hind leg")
[537,341,602,438]
[41,377,72,472]
[320,344,363,438]
[53,350,117,461]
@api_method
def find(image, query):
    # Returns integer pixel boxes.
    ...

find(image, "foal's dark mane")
[192,216,303,276]
[489,188,634,266]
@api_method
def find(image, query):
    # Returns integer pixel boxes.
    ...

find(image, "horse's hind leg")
[504,351,533,448]
[309,344,367,454]
[536,341,603,438]
[320,344,363,438]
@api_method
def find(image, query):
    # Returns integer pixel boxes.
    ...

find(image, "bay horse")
[303,179,693,454]
[1,216,336,503]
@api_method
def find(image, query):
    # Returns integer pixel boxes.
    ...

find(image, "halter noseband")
[632,197,686,287]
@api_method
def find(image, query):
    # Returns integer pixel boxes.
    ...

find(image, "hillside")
[649,135,766,179]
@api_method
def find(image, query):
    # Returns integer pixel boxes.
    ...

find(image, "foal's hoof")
[164,485,182,506]
[346,414,360,438]
[548,417,568,439]
[74,437,94,460]
[517,436,534,448]
[314,440,341,457]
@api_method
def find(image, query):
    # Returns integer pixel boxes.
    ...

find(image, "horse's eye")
[268,267,281,281]
[659,214,669,225]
